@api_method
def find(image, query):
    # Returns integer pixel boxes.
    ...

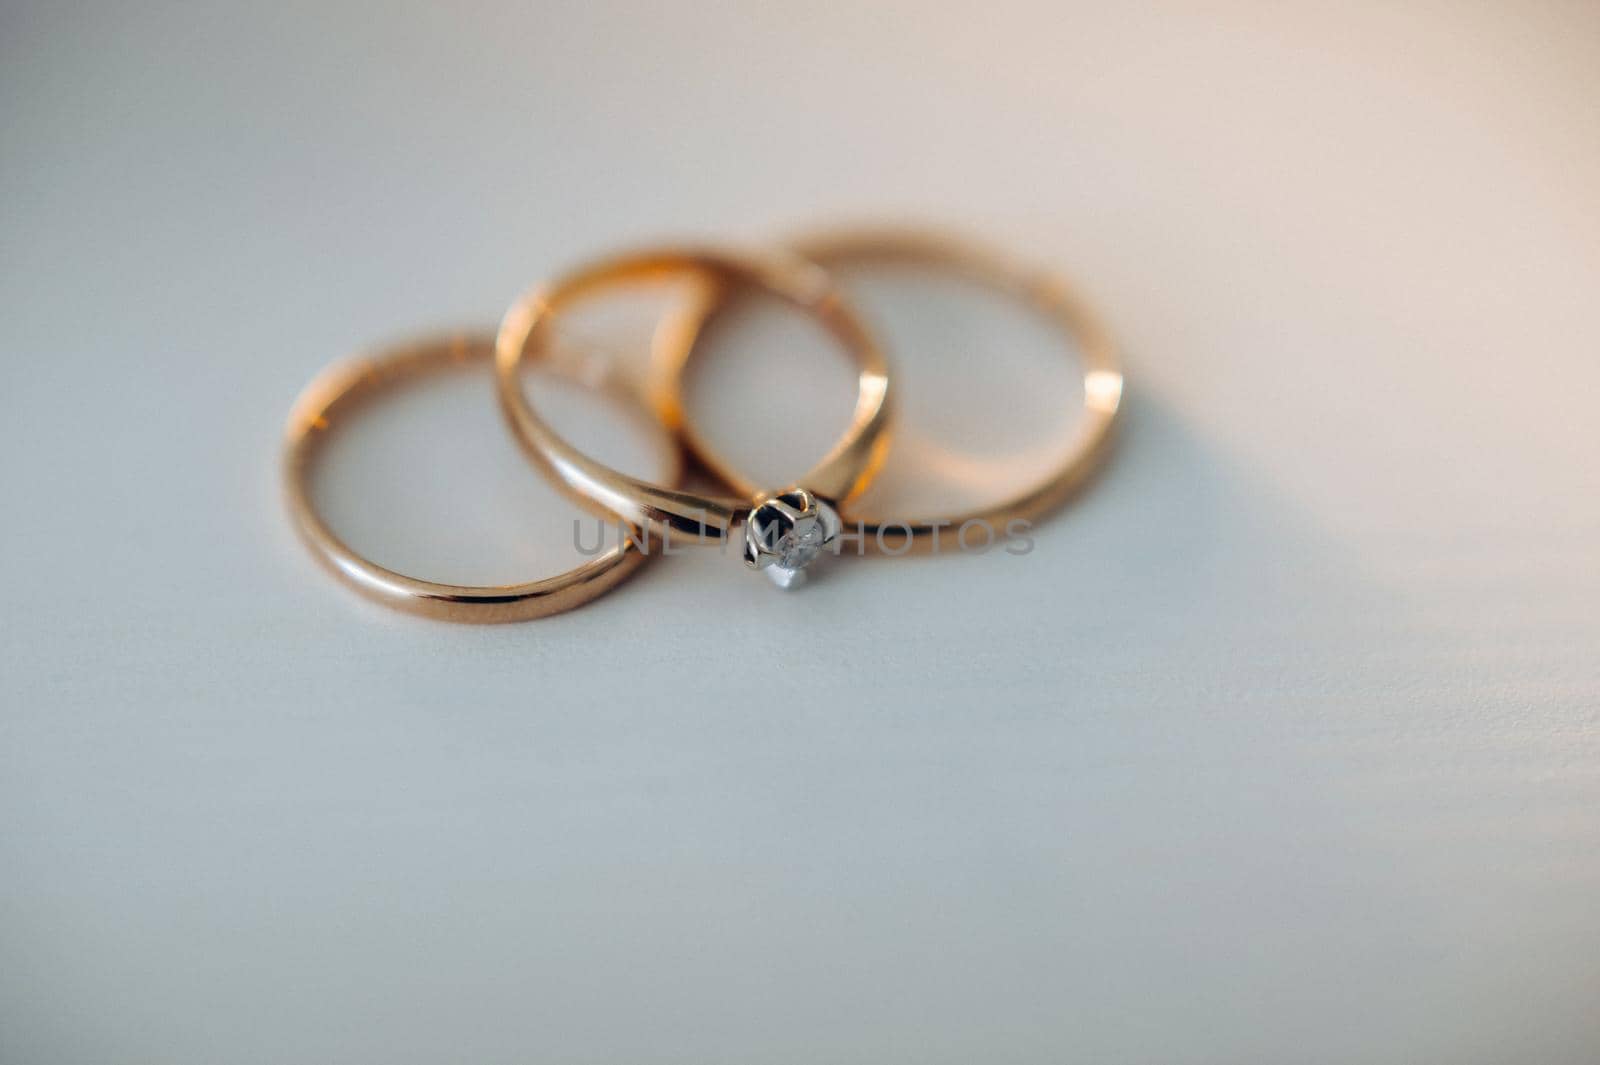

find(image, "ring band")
[283,333,677,621]
[653,228,1124,553]
[495,246,893,585]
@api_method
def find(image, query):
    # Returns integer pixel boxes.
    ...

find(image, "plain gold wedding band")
[283,333,678,621]
[652,227,1124,554]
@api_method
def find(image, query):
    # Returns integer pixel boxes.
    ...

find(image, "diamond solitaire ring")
[495,245,893,589]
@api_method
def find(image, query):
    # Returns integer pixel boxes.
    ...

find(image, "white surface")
[4,2,1599,1063]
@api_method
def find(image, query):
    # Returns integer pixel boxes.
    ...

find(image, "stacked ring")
[653,228,1123,555]
[282,334,680,621]
[282,226,1124,617]
[495,246,893,588]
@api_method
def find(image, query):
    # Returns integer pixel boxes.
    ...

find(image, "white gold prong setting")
[742,487,842,589]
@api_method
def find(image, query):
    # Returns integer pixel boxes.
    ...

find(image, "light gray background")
[4,2,1598,1063]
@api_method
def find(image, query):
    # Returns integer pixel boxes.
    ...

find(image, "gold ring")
[496,246,893,587]
[283,333,678,621]
[653,227,1124,554]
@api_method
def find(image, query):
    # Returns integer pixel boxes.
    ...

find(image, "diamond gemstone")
[775,516,827,569]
